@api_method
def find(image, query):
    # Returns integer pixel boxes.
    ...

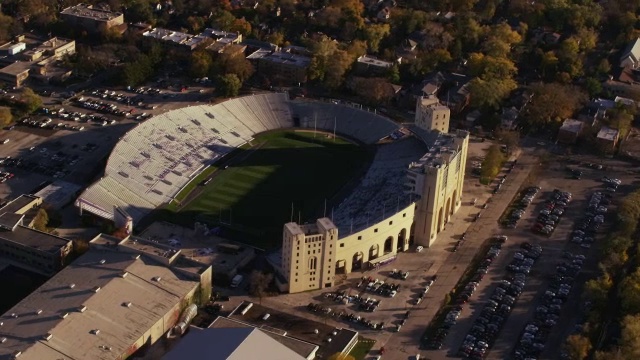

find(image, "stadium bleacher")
[331,137,427,235]
[76,93,403,223]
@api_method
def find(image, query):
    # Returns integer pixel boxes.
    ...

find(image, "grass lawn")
[348,337,376,360]
[168,131,371,248]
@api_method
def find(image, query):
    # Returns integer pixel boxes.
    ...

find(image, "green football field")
[171,131,372,248]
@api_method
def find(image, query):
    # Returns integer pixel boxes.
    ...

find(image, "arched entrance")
[352,252,364,270]
[369,244,379,260]
[398,228,408,251]
[437,207,444,232]
[452,189,458,209]
[445,198,452,222]
[384,237,393,254]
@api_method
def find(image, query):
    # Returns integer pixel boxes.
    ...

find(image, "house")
[441,73,471,113]
[500,107,519,130]
[557,119,584,144]
[620,37,640,69]
[395,39,418,63]
[377,7,390,21]
[465,109,481,127]
[596,126,619,152]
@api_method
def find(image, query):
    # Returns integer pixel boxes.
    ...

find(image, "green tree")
[621,268,640,315]
[584,77,602,97]
[564,334,592,360]
[388,64,400,83]
[210,9,236,31]
[584,274,613,311]
[32,208,49,232]
[189,50,212,78]
[212,53,254,82]
[20,88,42,114]
[0,107,12,127]
[218,73,242,97]
[362,23,390,53]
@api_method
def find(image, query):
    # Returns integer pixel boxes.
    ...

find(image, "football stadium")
[76,93,469,293]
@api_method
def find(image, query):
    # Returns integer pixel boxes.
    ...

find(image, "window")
[389,221,393,225]
[403,213,406,217]
[358,236,362,240]
[374,228,378,233]
[340,243,345,247]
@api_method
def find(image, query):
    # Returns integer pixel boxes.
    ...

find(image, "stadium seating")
[331,137,427,235]
[77,93,405,223]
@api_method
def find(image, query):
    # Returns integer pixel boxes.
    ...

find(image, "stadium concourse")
[76,94,402,224]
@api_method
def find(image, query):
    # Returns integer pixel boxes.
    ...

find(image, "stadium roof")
[162,326,307,360]
[0,237,201,360]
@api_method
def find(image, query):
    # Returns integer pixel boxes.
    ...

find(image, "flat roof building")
[596,126,620,153]
[0,233,212,360]
[0,195,72,276]
[247,49,311,84]
[355,55,393,75]
[558,119,584,144]
[60,3,125,34]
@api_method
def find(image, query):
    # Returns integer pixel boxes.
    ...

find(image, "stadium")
[76,93,469,293]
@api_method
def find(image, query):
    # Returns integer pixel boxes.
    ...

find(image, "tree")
[621,268,640,315]
[32,208,49,232]
[362,23,390,53]
[190,50,212,78]
[495,129,520,154]
[20,88,42,114]
[524,83,587,127]
[564,334,592,360]
[324,50,353,89]
[127,0,154,23]
[218,73,242,97]
[265,31,285,46]
[0,107,12,127]
[620,314,640,358]
[212,53,254,82]
[249,270,273,304]
[584,274,613,310]
[230,18,252,36]
[468,77,517,109]
[584,77,602,97]
[349,77,394,105]
[480,145,506,183]
[210,9,236,31]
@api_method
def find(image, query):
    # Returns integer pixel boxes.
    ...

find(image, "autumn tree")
[230,18,252,36]
[523,83,587,127]
[349,77,394,105]
[619,314,640,358]
[362,23,390,53]
[210,9,236,31]
[584,274,613,311]
[0,107,12,127]
[190,50,212,78]
[211,53,254,82]
[480,145,505,184]
[20,88,42,114]
[564,334,592,360]
[32,208,49,232]
[217,73,242,97]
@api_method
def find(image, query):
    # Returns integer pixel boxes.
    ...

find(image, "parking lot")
[417,153,638,360]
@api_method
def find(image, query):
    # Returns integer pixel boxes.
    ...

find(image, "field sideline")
[163,130,372,248]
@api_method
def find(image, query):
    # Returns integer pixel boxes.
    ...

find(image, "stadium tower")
[409,96,469,248]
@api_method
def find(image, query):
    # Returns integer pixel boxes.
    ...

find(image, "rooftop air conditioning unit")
[121,272,128,278]
[78,305,87,313]
[69,283,75,289]
[123,302,132,308]
[59,313,68,319]
[43,333,53,341]
[99,259,106,264]
[0,337,6,343]
[35,309,42,315]
[152,276,162,282]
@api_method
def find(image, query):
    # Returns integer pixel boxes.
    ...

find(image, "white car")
[389,290,397,298]
[416,246,424,253]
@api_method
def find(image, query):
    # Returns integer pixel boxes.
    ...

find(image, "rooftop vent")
[93,286,101,293]
[122,302,132,308]
[43,333,53,341]
[69,283,76,289]
[121,272,128,278]
[78,305,87,313]
[59,313,68,319]
[12,351,21,358]
[99,259,106,264]
[0,337,6,343]
[152,276,162,282]
[35,309,42,315]
[91,329,100,335]
[134,254,141,260]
